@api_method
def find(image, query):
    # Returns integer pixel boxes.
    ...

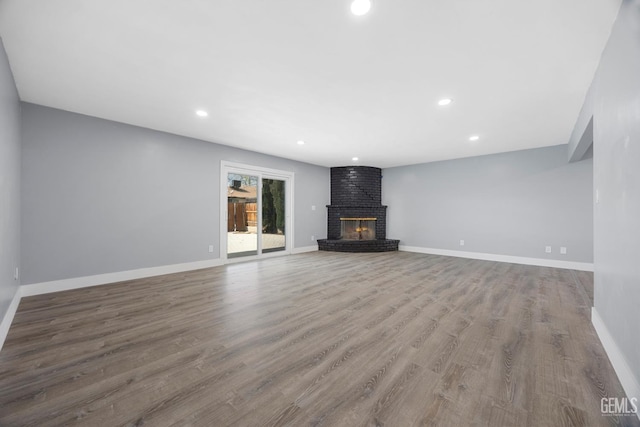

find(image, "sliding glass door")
[226,173,259,258]
[222,162,292,262]
[261,178,286,254]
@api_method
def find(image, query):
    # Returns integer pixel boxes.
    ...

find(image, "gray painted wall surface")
[0,38,21,319]
[569,83,597,162]
[383,145,593,262]
[589,1,640,385]
[21,103,328,284]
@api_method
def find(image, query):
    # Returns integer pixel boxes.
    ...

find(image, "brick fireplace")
[317,166,399,252]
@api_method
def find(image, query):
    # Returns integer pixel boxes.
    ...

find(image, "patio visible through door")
[222,162,292,262]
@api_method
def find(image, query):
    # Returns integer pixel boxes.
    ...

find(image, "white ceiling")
[0,0,621,168]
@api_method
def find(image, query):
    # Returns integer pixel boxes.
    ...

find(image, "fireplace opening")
[340,218,376,240]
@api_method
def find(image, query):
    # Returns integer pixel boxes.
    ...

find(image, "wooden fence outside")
[228,202,257,232]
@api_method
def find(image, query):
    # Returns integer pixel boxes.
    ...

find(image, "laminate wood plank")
[572,270,595,307]
[0,252,636,427]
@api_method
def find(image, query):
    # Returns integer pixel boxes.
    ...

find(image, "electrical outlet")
[208,245,214,253]
[311,205,316,211]
[545,246,552,253]
[560,247,567,255]
[311,235,315,241]
[459,240,465,246]
[14,267,19,280]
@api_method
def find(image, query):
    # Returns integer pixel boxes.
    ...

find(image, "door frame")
[220,161,294,264]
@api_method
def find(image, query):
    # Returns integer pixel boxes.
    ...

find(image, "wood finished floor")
[0,252,637,427]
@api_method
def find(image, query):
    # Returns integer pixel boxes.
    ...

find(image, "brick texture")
[327,206,387,240]
[320,166,399,252]
[317,238,400,252]
[330,166,382,207]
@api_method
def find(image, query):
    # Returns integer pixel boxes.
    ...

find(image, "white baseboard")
[0,287,22,352]
[292,245,318,254]
[592,307,640,420]
[0,258,224,352]
[399,245,594,271]
[20,258,224,297]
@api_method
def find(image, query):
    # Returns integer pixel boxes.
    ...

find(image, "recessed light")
[438,98,453,106]
[196,110,208,117]
[351,0,371,16]
[469,135,480,141]
[297,140,305,145]
[352,157,359,161]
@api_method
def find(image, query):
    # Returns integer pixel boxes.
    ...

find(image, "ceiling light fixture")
[352,157,359,161]
[469,135,480,141]
[438,98,453,106]
[297,140,305,145]
[351,0,371,16]
[196,110,208,117]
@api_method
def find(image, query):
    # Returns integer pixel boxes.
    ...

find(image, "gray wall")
[21,103,329,284]
[383,145,593,263]
[0,38,21,319]
[577,0,640,387]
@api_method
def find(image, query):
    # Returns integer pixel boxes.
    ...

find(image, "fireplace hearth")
[318,166,399,252]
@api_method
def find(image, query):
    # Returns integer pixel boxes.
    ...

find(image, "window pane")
[227,173,258,258]
[262,178,286,253]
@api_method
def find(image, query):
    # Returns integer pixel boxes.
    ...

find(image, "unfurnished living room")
[0,1,639,426]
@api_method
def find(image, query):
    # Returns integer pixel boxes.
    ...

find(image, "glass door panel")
[227,173,258,258]
[221,161,292,263]
[261,178,286,253]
